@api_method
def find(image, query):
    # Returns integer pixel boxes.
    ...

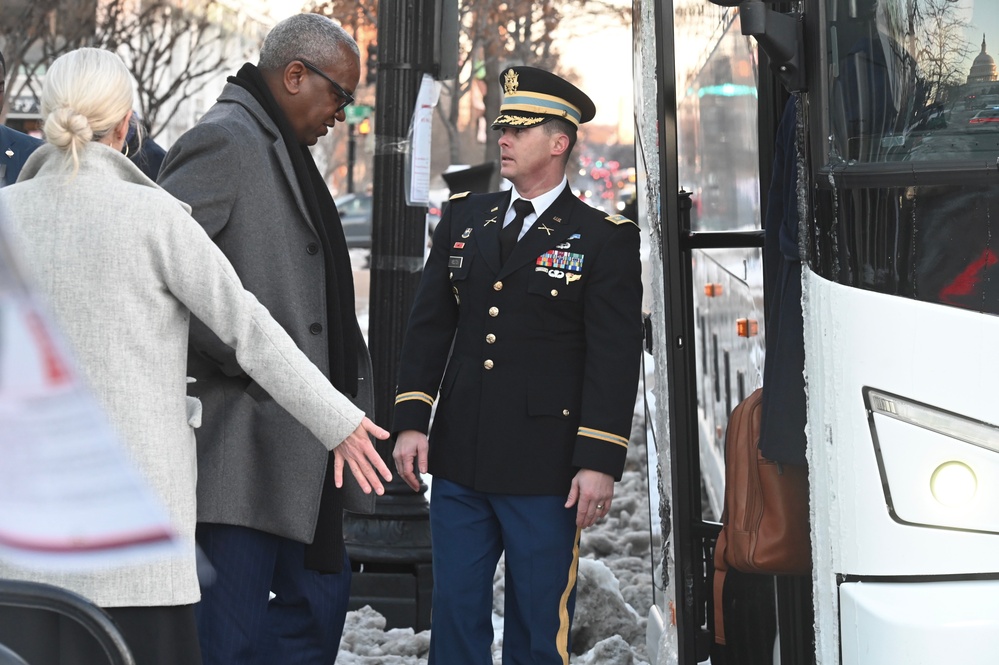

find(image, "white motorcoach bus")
[635,0,999,663]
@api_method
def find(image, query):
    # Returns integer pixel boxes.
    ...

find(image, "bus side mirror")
[740,1,807,92]
[703,0,807,92]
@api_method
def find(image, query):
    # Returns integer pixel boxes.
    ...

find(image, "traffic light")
[366,43,377,85]
[358,118,371,135]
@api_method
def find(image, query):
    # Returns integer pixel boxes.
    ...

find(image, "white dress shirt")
[502,176,569,241]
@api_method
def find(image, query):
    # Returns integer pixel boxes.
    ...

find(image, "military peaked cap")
[491,66,596,129]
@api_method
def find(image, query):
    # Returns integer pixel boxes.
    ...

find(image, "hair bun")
[44,106,93,150]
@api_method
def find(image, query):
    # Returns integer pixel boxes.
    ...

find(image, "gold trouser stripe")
[556,526,582,664]
[394,391,434,406]
[577,427,629,449]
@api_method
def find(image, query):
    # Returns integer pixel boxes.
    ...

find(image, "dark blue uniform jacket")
[394,185,644,496]
[0,125,42,187]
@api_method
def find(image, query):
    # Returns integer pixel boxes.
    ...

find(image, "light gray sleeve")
[153,205,364,450]
[158,121,244,376]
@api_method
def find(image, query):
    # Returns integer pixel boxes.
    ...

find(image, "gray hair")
[258,14,359,71]
[41,47,133,173]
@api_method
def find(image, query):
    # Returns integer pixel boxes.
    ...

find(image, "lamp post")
[346,122,355,194]
[342,0,438,631]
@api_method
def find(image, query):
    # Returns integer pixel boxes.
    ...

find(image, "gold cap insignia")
[503,69,519,96]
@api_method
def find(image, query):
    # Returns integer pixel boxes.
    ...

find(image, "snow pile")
[337,605,430,664]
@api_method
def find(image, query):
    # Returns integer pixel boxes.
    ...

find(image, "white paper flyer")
[407,74,441,206]
[0,208,180,571]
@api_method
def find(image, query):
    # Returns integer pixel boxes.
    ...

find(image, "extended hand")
[564,469,614,528]
[392,429,429,492]
[333,417,393,494]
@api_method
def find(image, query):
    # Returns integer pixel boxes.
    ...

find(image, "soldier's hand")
[565,469,614,528]
[333,417,392,494]
[393,429,429,492]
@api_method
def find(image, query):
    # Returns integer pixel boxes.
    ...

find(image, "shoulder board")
[605,214,640,229]
[449,191,471,200]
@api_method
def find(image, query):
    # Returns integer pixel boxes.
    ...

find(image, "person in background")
[392,66,644,664]
[0,46,391,665]
[158,13,375,665]
[0,48,42,187]
[124,112,167,180]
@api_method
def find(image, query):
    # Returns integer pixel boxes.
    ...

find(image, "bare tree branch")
[99,0,253,138]
[302,0,627,171]
[905,0,972,103]
[0,0,118,123]
[1,0,255,137]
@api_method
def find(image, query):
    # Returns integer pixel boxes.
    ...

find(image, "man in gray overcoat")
[158,14,376,664]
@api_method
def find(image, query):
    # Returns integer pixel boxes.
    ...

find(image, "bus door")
[635,1,797,662]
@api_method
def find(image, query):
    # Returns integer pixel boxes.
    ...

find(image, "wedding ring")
[596,504,604,509]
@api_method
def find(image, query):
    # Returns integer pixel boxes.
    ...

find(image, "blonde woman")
[0,47,391,665]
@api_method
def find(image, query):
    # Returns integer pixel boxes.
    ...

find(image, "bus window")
[676,9,761,234]
[815,0,999,315]
[826,0,999,164]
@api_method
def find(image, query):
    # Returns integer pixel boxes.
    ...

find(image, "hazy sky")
[556,22,634,129]
[968,2,999,59]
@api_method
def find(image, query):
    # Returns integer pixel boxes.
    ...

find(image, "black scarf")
[230,63,358,573]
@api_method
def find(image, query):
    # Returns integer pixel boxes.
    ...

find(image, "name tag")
[448,256,463,269]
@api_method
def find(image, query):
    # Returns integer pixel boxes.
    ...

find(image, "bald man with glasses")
[158,13,388,665]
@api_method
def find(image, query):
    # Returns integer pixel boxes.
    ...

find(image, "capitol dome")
[968,35,997,84]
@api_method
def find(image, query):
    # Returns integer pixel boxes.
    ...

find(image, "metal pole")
[347,122,356,194]
[343,0,437,631]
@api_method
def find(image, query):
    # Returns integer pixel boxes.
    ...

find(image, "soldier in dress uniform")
[392,65,644,665]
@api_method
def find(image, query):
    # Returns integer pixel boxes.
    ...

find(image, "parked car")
[337,193,443,249]
[968,108,999,131]
[336,193,373,248]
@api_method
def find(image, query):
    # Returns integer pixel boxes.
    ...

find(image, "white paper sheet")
[0,209,180,571]
[407,74,441,206]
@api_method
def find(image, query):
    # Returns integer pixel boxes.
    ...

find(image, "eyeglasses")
[298,59,354,114]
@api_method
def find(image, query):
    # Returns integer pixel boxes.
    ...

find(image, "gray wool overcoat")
[0,143,366,607]
[158,83,376,547]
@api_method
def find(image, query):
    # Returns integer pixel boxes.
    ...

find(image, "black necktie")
[500,198,534,264]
